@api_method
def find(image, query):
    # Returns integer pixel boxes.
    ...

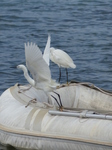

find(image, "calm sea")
[0,0,112,149]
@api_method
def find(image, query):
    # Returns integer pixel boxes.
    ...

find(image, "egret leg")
[53,91,63,108]
[59,67,61,83]
[51,92,63,111]
[51,95,61,108]
[66,68,68,83]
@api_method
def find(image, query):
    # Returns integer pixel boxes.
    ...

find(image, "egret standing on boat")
[50,47,76,83]
[17,43,59,92]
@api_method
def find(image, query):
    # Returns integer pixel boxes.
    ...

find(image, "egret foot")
[56,86,60,89]
[67,82,71,86]
[59,106,64,111]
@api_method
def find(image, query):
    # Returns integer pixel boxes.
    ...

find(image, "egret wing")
[56,49,74,62]
[51,48,76,68]
[25,42,51,82]
[43,34,51,66]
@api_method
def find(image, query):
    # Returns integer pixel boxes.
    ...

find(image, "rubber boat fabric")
[0,81,112,150]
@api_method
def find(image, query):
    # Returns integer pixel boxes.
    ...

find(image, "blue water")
[0,0,112,149]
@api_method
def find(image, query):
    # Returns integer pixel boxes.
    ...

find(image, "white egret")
[50,47,76,83]
[16,41,63,109]
[17,43,59,92]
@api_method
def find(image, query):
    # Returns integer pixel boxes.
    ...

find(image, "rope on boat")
[17,84,54,108]
[16,81,112,112]
[59,80,112,96]
[79,82,112,96]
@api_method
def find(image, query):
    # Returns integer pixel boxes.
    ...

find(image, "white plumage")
[43,34,51,66]
[17,42,59,92]
[50,47,76,83]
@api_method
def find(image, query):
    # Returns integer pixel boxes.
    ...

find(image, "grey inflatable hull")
[0,82,112,150]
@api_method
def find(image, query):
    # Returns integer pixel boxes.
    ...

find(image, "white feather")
[50,47,76,83]
[25,42,51,82]
[50,47,76,68]
[43,34,51,66]
[17,42,59,92]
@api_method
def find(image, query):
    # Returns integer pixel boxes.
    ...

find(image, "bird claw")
[59,106,64,111]
[67,82,70,85]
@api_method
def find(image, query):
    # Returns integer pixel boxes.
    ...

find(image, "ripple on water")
[0,0,112,96]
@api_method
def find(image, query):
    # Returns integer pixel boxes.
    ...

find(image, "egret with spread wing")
[50,47,76,83]
[17,42,59,92]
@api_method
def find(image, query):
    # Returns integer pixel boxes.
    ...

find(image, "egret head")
[50,47,55,52]
[17,65,27,72]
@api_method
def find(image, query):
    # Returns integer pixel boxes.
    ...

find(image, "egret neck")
[17,65,35,86]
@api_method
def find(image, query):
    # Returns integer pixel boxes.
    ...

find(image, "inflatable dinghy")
[0,81,112,150]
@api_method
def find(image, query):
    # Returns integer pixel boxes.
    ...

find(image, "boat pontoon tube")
[0,83,112,150]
